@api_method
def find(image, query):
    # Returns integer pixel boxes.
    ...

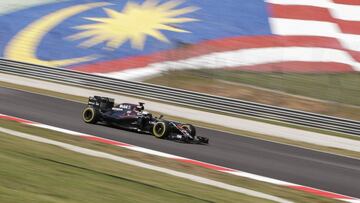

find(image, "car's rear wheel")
[82,107,99,124]
[152,121,170,138]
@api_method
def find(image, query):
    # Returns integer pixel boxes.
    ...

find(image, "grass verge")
[0,119,339,203]
[1,80,360,159]
[0,131,260,203]
[145,70,360,120]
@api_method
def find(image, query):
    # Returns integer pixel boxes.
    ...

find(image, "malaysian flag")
[73,0,360,79]
[0,0,359,80]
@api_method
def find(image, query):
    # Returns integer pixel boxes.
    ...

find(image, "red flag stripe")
[338,19,360,35]
[269,3,360,35]
[269,4,333,22]
[72,35,359,73]
[333,0,360,5]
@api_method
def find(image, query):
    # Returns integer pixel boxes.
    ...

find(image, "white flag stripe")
[337,33,360,52]
[99,47,360,80]
[269,18,340,37]
[266,0,360,21]
[329,3,360,21]
[270,18,360,52]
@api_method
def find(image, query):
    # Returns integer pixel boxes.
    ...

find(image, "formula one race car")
[82,96,209,144]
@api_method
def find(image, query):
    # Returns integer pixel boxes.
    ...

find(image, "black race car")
[82,96,209,144]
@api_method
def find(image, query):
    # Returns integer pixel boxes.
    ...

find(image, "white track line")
[0,127,292,203]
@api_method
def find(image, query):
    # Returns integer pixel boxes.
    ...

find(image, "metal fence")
[0,59,359,135]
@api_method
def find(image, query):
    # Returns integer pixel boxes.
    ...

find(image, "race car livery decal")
[118,104,132,110]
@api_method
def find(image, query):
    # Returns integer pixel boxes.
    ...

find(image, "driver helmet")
[136,102,145,112]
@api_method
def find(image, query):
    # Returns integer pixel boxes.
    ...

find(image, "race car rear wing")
[88,96,115,110]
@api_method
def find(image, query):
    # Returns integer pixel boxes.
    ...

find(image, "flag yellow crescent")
[4,2,110,67]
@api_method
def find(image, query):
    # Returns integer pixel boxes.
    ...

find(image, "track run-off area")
[0,87,360,200]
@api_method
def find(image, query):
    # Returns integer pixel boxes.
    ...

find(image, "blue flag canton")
[0,0,271,66]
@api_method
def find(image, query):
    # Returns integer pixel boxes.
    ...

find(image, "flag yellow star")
[68,0,198,50]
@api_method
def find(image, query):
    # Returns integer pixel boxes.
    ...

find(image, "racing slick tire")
[82,107,99,124]
[152,121,170,138]
[182,124,196,137]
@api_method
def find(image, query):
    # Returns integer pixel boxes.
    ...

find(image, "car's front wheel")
[152,121,170,138]
[182,124,196,137]
[82,107,99,124]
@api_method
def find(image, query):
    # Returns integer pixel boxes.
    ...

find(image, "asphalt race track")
[1,87,360,197]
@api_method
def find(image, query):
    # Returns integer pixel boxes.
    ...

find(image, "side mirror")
[159,115,164,119]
